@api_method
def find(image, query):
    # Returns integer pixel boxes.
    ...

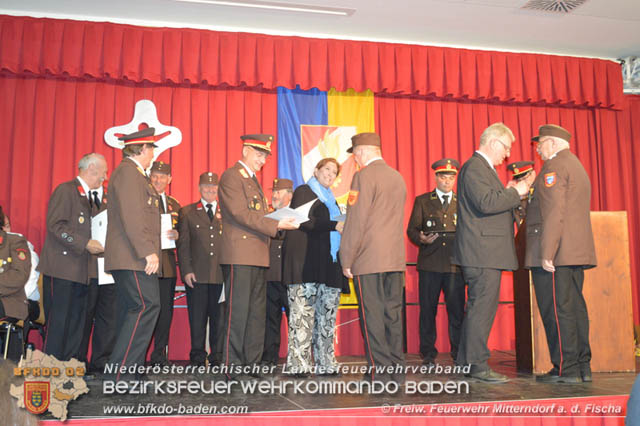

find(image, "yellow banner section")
[328,88,374,309]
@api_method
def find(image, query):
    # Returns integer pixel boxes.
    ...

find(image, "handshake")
[506,170,536,199]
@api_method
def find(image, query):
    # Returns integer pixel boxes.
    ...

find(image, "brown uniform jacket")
[524,149,597,269]
[452,153,521,270]
[105,157,162,273]
[159,194,181,279]
[88,188,108,280]
[340,159,407,275]
[218,162,279,267]
[37,178,92,284]
[0,230,31,320]
[407,190,459,273]
[176,201,223,284]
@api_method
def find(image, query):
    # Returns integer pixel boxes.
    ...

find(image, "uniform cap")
[241,134,273,153]
[431,158,460,174]
[507,161,535,179]
[118,127,158,147]
[347,132,381,153]
[150,161,171,175]
[531,124,571,143]
[199,172,219,185]
[271,178,293,191]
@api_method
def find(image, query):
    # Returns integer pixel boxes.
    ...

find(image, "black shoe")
[466,369,509,383]
[580,366,593,382]
[536,371,582,384]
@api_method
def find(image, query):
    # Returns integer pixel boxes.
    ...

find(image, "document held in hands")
[91,210,108,247]
[160,214,176,249]
[264,198,316,225]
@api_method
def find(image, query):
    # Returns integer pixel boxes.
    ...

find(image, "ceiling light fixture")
[174,0,356,16]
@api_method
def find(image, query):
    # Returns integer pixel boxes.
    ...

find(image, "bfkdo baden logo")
[24,381,50,414]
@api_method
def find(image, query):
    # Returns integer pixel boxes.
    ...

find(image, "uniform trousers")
[531,266,591,377]
[108,270,160,379]
[262,281,289,364]
[457,267,501,372]
[78,278,116,371]
[354,271,405,383]
[185,282,224,365]
[43,276,88,361]
[221,265,266,373]
[418,270,465,361]
[285,283,340,374]
[150,277,177,364]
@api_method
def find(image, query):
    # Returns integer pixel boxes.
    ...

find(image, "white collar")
[435,188,453,200]
[201,199,217,209]
[238,161,255,177]
[76,176,91,196]
[365,156,383,167]
[128,157,147,173]
[475,150,495,170]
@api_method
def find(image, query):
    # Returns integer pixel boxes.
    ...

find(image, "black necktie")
[92,191,101,209]
[442,194,449,211]
[206,203,214,221]
[251,174,264,196]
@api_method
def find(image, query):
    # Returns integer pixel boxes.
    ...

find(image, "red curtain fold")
[0,15,623,108]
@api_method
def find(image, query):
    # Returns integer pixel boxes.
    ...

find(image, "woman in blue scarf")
[281,158,345,376]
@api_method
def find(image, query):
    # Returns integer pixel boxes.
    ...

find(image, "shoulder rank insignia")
[239,168,249,179]
[348,190,359,206]
[430,192,438,200]
[544,172,557,188]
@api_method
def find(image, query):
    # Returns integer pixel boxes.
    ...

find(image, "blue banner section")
[277,86,327,187]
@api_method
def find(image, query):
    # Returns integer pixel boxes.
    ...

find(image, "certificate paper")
[91,210,108,247]
[97,258,115,285]
[264,198,316,225]
[160,213,176,249]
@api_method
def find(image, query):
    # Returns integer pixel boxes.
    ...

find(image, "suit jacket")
[105,158,162,273]
[88,187,108,280]
[0,230,31,320]
[218,162,279,267]
[159,194,181,279]
[407,190,460,273]
[265,231,284,282]
[281,184,340,287]
[340,159,407,275]
[176,201,223,284]
[37,178,92,284]
[524,149,597,269]
[452,152,522,270]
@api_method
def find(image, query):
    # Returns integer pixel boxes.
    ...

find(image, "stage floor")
[46,351,637,421]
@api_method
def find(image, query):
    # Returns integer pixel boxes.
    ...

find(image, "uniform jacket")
[282,184,341,288]
[452,152,522,270]
[265,231,284,282]
[218,162,279,267]
[340,159,407,275]
[159,195,181,279]
[37,178,92,284]
[105,157,162,273]
[524,149,597,268]
[88,187,108,280]
[0,230,31,320]
[407,190,459,273]
[176,201,223,284]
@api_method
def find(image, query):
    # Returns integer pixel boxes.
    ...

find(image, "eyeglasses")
[494,139,511,154]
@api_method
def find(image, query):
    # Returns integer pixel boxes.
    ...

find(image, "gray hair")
[78,153,106,171]
[479,123,514,147]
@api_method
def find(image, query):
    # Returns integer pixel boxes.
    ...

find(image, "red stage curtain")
[0,15,623,108]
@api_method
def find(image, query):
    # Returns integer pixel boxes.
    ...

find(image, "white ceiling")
[1,0,639,60]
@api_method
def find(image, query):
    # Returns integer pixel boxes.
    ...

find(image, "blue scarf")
[307,176,341,262]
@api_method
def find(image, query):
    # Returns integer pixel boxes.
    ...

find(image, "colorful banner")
[277,86,375,307]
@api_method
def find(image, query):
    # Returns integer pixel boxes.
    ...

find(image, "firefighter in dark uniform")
[177,172,225,366]
[407,158,465,365]
[149,161,181,366]
[261,178,293,366]
[0,206,31,323]
[507,161,535,228]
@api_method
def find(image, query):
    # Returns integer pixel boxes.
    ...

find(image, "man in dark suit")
[78,176,115,373]
[177,172,225,367]
[453,123,534,383]
[105,128,161,379]
[149,161,181,367]
[261,178,293,367]
[38,153,108,361]
[218,135,298,378]
[407,158,465,365]
[525,124,597,384]
[340,132,407,383]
